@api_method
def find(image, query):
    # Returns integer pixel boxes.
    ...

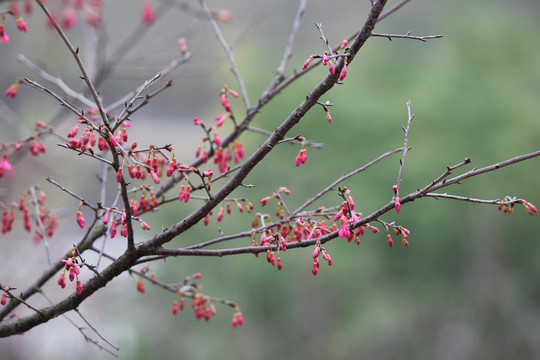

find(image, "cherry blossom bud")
[277,257,282,270]
[75,280,82,295]
[177,38,187,54]
[76,211,85,228]
[214,131,221,146]
[116,167,123,183]
[180,298,185,311]
[313,246,320,259]
[312,262,318,276]
[215,113,226,127]
[184,186,191,203]
[340,39,348,50]
[141,1,155,26]
[339,64,348,81]
[203,169,214,179]
[395,197,401,213]
[67,126,79,138]
[217,207,224,222]
[193,117,200,125]
[62,7,78,30]
[140,221,151,231]
[301,55,314,70]
[58,273,66,288]
[151,171,160,184]
[387,234,393,248]
[4,82,19,98]
[136,278,145,293]
[322,52,329,66]
[16,17,28,32]
[229,89,239,98]
[110,220,118,238]
[1,292,7,305]
[325,107,332,124]
[328,61,335,75]
[69,267,76,282]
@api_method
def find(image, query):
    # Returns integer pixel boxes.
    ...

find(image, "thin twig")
[265,0,307,93]
[35,2,110,126]
[395,100,414,189]
[17,54,96,108]
[372,32,443,42]
[295,147,403,214]
[424,193,528,206]
[377,0,411,22]
[200,0,250,110]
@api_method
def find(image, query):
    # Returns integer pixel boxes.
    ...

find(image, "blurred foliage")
[1,0,539,359]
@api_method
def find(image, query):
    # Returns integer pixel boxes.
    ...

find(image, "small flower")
[215,113,226,127]
[216,207,224,222]
[1,292,7,305]
[301,55,314,70]
[116,167,123,183]
[76,280,83,295]
[76,211,85,228]
[322,52,329,66]
[340,39,349,50]
[136,278,145,293]
[387,234,393,248]
[325,107,332,124]
[260,196,272,206]
[312,261,318,276]
[172,300,179,316]
[203,169,214,179]
[312,246,320,259]
[16,17,28,32]
[277,257,283,270]
[339,64,348,81]
[4,81,19,99]
[141,0,155,26]
[57,273,67,289]
[295,148,307,167]
[177,38,187,54]
[328,61,335,75]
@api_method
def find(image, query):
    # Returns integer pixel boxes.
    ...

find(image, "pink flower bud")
[387,234,393,248]
[16,17,28,32]
[76,211,85,228]
[151,171,160,184]
[58,273,66,288]
[76,280,83,294]
[340,39,348,50]
[301,55,314,70]
[339,64,348,81]
[395,197,401,213]
[136,278,145,293]
[184,186,191,203]
[313,246,320,259]
[172,300,179,315]
[328,61,335,75]
[1,292,7,305]
[312,262,318,276]
[116,167,123,183]
[4,82,19,98]
[203,169,214,179]
[217,207,224,222]
[277,257,282,270]
[177,38,187,54]
[322,52,329,66]
[141,1,154,26]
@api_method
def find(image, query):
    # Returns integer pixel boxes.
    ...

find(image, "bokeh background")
[1,0,539,359]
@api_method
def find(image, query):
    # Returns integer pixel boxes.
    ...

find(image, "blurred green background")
[1,0,539,359]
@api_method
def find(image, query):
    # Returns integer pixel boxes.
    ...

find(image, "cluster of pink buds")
[383,222,410,248]
[231,308,244,328]
[498,197,537,216]
[295,140,307,167]
[0,5,28,45]
[58,248,83,294]
[311,241,333,276]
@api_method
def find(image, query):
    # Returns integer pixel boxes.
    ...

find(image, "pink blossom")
[76,211,85,228]
[328,61,335,75]
[141,1,155,26]
[57,273,66,288]
[4,82,19,98]
[16,17,28,32]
